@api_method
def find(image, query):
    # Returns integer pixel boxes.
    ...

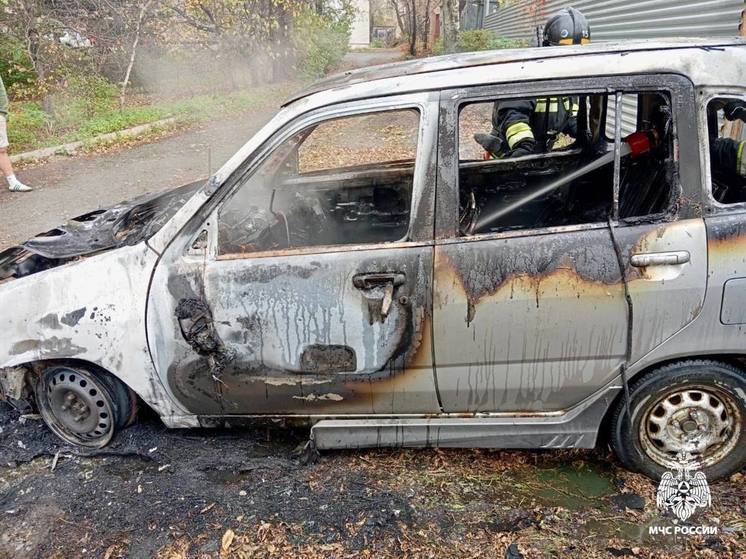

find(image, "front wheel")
[610,360,746,481]
[36,365,136,448]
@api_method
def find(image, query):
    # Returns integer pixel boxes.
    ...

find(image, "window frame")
[436,74,695,242]
[700,90,746,213]
[204,93,439,261]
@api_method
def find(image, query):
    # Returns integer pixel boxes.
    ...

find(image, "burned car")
[2,39,746,481]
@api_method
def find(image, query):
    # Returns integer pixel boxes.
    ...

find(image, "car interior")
[708,97,746,204]
[458,91,676,236]
[218,110,418,255]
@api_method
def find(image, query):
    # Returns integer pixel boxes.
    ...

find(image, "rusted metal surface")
[433,226,627,412]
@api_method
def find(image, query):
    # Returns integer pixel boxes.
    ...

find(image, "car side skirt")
[168,384,621,450]
[310,386,619,450]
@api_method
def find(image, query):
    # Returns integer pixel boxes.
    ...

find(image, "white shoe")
[8,181,32,192]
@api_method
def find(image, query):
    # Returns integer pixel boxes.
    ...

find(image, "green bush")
[65,73,119,116]
[0,36,36,92]
[432,30,527,55]
[45,72,119,132]
[294,7,353,79]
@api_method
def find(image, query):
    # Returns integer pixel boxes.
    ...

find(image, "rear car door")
[606,79,707,365]
[432,76,706,413]
[147,93,440,416]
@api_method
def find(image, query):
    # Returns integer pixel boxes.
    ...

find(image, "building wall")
[350,0,371,48]
[483,0,745,44]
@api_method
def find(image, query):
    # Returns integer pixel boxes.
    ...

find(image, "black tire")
[35,365,137,448]
[610,360,746,481]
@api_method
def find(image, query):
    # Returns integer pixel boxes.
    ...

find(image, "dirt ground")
[0,403,744,559]
[1,49,745,558]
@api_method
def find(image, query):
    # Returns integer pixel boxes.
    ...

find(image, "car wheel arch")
[596,353,746,447]
[8,358,141,423]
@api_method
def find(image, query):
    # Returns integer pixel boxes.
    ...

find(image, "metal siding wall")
[484,0,745,42]
[483,1,744,135]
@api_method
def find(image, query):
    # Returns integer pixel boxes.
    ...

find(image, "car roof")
[284,38,746,107]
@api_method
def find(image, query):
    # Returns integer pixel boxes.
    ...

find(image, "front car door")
[433,75,706,413]
[147,93,440,417]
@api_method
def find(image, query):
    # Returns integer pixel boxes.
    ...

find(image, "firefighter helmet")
[542,7,591,46]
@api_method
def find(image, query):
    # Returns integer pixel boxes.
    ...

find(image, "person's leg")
[0,115,31,192]
[0,148,13,176]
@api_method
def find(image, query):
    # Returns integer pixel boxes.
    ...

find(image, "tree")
[389,0,432,56]
[113,0,161,107]
[1,0,60,111]
[166,0,307,82]
[440,0,458,54]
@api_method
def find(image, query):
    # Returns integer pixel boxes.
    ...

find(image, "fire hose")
[476,131,656,231]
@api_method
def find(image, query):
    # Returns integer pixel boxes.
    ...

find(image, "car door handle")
[630,251,690,267]
[353,273,406,290]
[353,273,406,323]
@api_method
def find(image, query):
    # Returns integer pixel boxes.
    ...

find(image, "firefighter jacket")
[489,96,579,157]
[711,137,746,178]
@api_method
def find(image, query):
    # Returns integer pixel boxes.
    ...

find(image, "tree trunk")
[408,0,417,56]
[441,0,459,54]
[25,26,55,116]
[120,0,154,109]
[390,0,407,39]
[422,0,432,50]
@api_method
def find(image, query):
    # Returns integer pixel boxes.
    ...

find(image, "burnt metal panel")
[147,92,440,417]
[612,219,708,362]
[433,225,628,413]
[432,73,704,413]
[300,345,357,373]
[311,384,620,450]
[0,244,182,419]
[621,212,746,378]
[283,38,745,107]
[200,247,437,415]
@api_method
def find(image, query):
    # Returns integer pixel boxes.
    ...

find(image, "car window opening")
[458,91,676,236]
[218,109,420,256]
[708,97,746,205]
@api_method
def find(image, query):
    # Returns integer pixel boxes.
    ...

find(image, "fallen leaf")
[221,528,235,552]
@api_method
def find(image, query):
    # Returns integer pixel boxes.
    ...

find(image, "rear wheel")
[610,360,746,481]
[36,365,136,448]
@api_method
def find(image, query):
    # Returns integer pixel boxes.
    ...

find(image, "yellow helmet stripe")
[558,38,591,45]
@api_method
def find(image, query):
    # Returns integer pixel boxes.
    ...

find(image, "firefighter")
[710,100,746,180]
[474,7,591,158]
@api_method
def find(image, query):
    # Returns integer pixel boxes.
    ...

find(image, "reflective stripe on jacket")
[490,96,578,155]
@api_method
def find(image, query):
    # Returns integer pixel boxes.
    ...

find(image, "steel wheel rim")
[638,384,741,469]
[38,368,115,447]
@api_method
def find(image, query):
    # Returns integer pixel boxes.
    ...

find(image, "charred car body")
[2,39,746,480]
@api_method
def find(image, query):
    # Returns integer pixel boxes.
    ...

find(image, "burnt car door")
[147,93,440,416]
[432,76,706,413]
